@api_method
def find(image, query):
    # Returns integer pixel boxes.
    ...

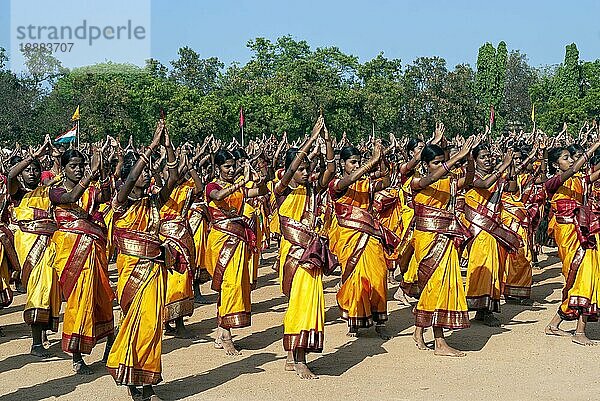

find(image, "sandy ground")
[1,247,600,401]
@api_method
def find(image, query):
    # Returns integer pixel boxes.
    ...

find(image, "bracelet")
[78,180,88,189]
[380,169,390,176]
[326,158,336,164]
[296,150,308,158]
[166,160,178,169]
[441,162,451,173]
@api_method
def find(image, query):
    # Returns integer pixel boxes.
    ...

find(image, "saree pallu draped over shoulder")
[50,185,114,355]
[413,177,471,329]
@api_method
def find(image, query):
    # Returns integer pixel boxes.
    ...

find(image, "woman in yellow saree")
[205,149,268,355]
[274,115,336,379]
[49,148,114,374]
[462,144,516,327]
[106,120,180,401]
[160,171,198,338]
[396,137,425,302]
[329,140,398,338]
[501,146,543,304]
[8,139,58,358]
[410,138,476,357]
[544,140,600,346]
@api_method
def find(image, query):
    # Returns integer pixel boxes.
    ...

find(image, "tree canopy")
[0,37,598,145]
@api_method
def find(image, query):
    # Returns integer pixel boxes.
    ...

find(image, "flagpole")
[76,120,80,150]
[241,124,244,148]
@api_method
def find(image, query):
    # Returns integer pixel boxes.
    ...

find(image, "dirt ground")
[1,247,600,401]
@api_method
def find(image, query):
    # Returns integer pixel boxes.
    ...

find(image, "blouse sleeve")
[205,182,222,202]
[48,187,67,205]
[544,174,562,197]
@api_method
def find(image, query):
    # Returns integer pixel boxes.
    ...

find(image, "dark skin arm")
[158,127,179,207]
[335,140,384,192]
[116,120,164,205]
[8,139,51,195]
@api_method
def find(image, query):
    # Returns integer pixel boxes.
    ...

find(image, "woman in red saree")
[205,149,268,355]
[410,138,476,357]
[544,139,600,345]
[329,141,398,338]
[49,148,114,374]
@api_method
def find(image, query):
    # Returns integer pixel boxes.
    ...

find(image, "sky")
[1,0,600,73]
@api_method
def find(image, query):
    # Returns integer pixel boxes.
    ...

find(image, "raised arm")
[116,120,163,205]
[8,138,50,195]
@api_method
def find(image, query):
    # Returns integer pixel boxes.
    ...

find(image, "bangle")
[326,158,336,164]
[139,152,150,165]
[296,150,307,158]
[78,180,88,189]
[166,160,178,169]
[442,162,451,173]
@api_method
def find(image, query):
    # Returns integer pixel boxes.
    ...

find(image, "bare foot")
[30,345,54,359]
[294,362,318,379]
[346,328,359,337]
[73,360,94,375]
[412,332,431,351]
[375,325,391,340]
[285,352,295,371]
[221,338,241,356]
[572,332,597,346]
[434,343,466,357]
[544,325,571,337]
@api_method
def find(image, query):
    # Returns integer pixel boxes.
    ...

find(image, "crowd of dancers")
[1,114,600,400]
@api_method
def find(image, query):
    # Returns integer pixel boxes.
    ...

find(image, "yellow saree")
[205,181,254,329]
[546,174,600,320]
[107,195,177,385]
[463,176,520,312]
[160,179,196,323]
[49,185,114,354]
[413,177,471,329]
[276,183,337,353]
[14,186,59,331]
[329,178,396,329]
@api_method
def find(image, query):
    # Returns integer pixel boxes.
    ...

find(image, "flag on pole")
[489,105,495,127]
[239,107,244,128]
[71,106,80,121]
[531,103,535,122]
[55,125,77,143]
